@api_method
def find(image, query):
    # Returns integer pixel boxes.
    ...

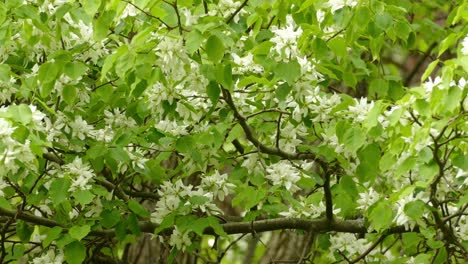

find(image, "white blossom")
[461,35,468,55]
[169,227,192,251]
[104,108,136,128]
[231,53,263,74]
[30,249,64,264]
[0,118,16,138]
[346,97,375,122]
[155,119,188,136]
[328,233,372,260]
[394,192,429,230]
[422,76,442,93]
[68,116,95,140]
[265,161,301,192]
[325,0,358,13]
[270,15,303,60]
[62,157,95,192]
[357,187,379,210]
[200,170,235,201]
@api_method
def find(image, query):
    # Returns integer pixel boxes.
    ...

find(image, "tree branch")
[226,0,248,24]
[0,206,419,239]
[221,88,327,165]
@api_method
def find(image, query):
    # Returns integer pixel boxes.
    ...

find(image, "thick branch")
[0,207,64,228]
[0,206,418,238]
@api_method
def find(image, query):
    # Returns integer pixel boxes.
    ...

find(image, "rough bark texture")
[259,231,313,264]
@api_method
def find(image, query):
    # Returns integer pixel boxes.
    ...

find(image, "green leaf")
[155,213,175,235]
[175,136,194,153]
[62,85,77,105]
[38,62,59,97]
[0,63,10,82]
[404,200,427,220]
[64,241,86,264]
[369,200,393,232]
[232,186,266,210]
[438,33,460,57]
[73,190,95,206]
[93,10,114,41]
[186,29,204,54]
[356,143,380,183]
[375,12,393,30]
[328,37,347,58]
[82,0,101,16]
[8,104,32,125]
[100,209,121,228]
[369,79,388,99]
[49,178,71,206]
[444,86,462,113]
[274,61,301,85]
[109,147,130,163]
[205,35,225,63]
[0,197,13,210]
[87,143,107,159]
[207,216,227,237]
[395,157,417,178]
[69,225,91,241]
[275,82,292,101]
[43,227,63,247]
[421,60,439,82]
[16,220,33,242]
[128,199,150,218]
[342,127,366,152]
[64,62,87,80]
[215,63,233,90]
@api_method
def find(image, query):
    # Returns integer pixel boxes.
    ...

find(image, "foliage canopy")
[0,0,467,263]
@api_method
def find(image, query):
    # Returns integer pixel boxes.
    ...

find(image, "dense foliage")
[0,0,467,263]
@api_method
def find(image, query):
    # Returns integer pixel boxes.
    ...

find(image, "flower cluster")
[62,157,95,192]
[200,170,235,201]
[328,233,372,260]
[270,15,303,60]
[265,161,301,192]
[151,179,224,225]
[30,249,64,264]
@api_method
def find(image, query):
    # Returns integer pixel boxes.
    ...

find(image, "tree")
[0,0,467,263]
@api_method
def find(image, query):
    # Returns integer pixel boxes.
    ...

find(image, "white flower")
[0,178,8,197]
[29,105,46,126]
[270,15,303,60]
[231,53,263,74]
[309,93,341,122]
[316,9,326,23]
[30,249,64,264]
[422,76,442,93]
[169,227,192,251]
[393,192,428,230]
[62,157,95,191]
[122,3,138,18]
[325,0,358,14]
[104,108,136,128]
[346,97,374,122]
[357,187,379,210]
[154,120,188,136]
[68,116,95,140]
[180,7,199,26]
[0,118,16,138]
[461,35,468,55]
[277,123,307,153]
[328,233,372,260]
[200,170,235,201]
[265,161,301,192]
